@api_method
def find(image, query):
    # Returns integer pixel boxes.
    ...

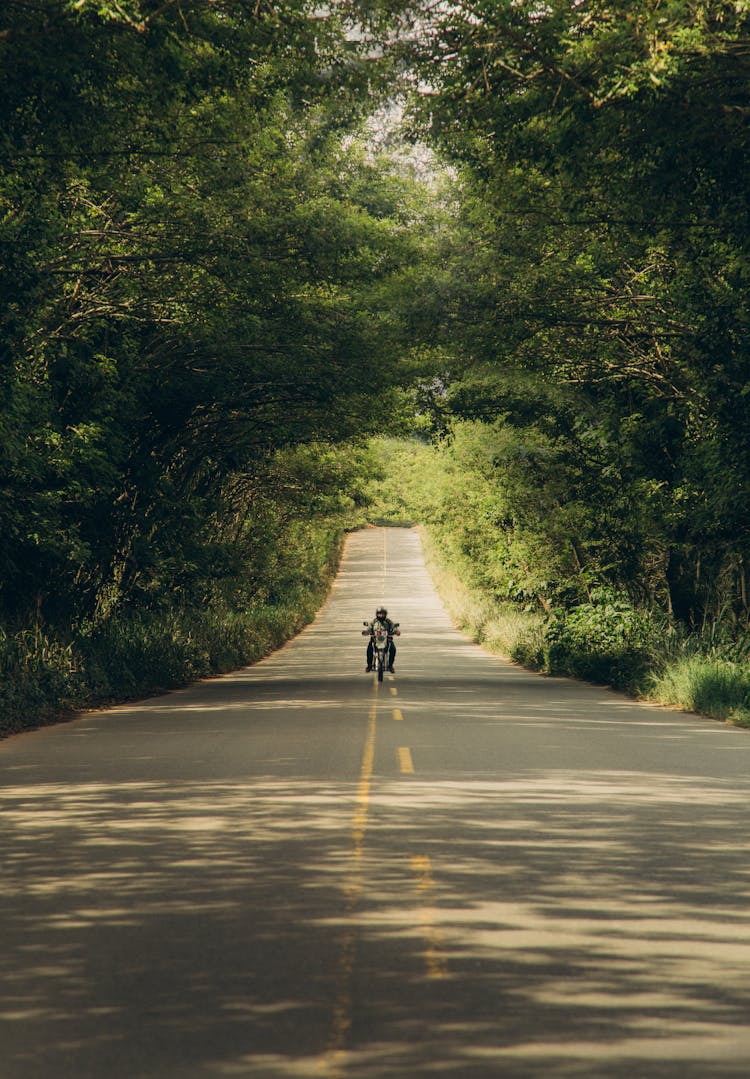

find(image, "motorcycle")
[363,620,400,682]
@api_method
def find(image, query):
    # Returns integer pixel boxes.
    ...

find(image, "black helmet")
[376,607,387,617]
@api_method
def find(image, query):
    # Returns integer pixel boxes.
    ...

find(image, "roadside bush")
[418,526,547,663]
[381,455,750,723]
[0,627,81,734]
[510,622,548,670]
[79,612,212,699]
[649,655,750,725]
[0,531,343,738]
[544,590,669,690]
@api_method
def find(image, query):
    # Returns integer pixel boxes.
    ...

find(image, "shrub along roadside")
[418,529,547,670]
[648,656,750,727]
[419,526,750,728]
[0,530,344,739]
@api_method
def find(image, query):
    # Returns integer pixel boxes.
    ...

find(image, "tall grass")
[0,627,79,734]
[648,654,750,726]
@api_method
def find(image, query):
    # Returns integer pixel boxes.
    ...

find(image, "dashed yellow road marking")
[353,704,377,854]
[390,687,398,697]
[322,702,377,1075]
[398,746,414,774]
[393,708,404,722]
[410,854,448,980]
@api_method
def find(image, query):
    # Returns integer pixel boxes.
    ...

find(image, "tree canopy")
[0,0,436,628]
[359,0,750,627]
[4,0,750,648]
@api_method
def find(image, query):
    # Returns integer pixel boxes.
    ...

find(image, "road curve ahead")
[3,526,750,1079]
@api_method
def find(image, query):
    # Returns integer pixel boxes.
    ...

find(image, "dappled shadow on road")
[0,778,353,1079]
[4,524,750,1077]
[3,769,750,1078]
[351,771,750,1079]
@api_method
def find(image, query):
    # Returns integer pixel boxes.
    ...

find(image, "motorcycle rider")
[363,607,400,673]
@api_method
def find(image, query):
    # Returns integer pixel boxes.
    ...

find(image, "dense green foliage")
[2,2,397,624]
[0,0,436,730]
[0,506,345,734]
[4,0,750,730]
[362,0,750,634]
[372,436,750,724]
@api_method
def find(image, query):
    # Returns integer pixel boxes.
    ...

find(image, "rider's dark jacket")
[366,616,397,636]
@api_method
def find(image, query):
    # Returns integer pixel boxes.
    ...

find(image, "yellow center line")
[392,707,404,722]
[390,687,398,697]
[353,704,377,855]
[322,701,378,1075]
[398,746,415,774]
[378,527,387,603]
[410,855,448,980]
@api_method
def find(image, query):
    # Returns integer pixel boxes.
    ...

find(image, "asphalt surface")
[3,526,750,1078]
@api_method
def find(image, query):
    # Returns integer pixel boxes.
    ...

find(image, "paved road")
[3,527,750,1079]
